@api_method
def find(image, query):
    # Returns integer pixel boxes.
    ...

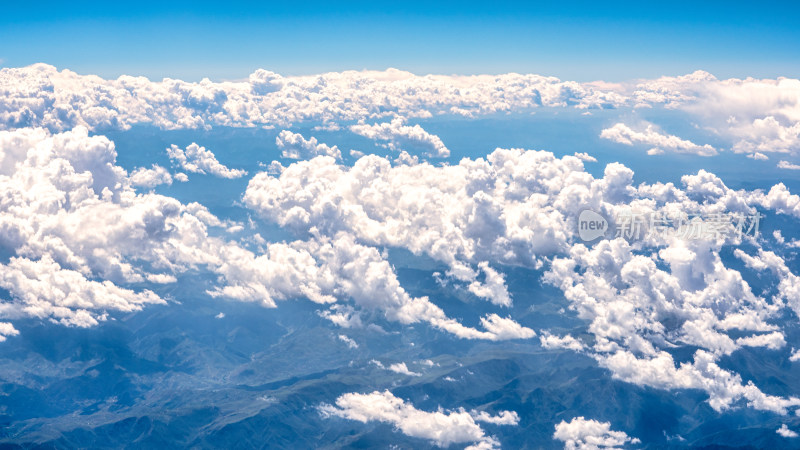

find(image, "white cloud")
[167,143,247,178]
[778,160,800,170]
[2,65,799,160]
[752,183,800,219]
[128,164,173,188]
[735,332,785,350]
[777,424,799,438]
[146,273,177,284]
[632,73,800,155]
[0,255,164,328]
[747,152,769,160]
[470,410,520,426]
[243,150,597,282]
[387,362,421,376]
[319,390,518,449]
[2,127,491,340]
[600,122,718,156]
[599,349,800,414]
[539,331,585,352]
[467,262,512,307]
[210,232,531,341]
[338,334,358,349]
[0,64,625,133]
[553,417,639,450]
[351,118,450,157]
[276,130,341,160]
[0,322,19,342]
[4,120,800,427]
[544,233,800,413]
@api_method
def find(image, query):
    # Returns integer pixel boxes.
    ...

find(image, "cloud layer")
[2,65,799,159]
[320,390,518,449]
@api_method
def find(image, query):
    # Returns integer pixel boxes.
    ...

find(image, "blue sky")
[2,0,800,81]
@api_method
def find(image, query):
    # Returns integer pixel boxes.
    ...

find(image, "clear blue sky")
[2,1,799,81]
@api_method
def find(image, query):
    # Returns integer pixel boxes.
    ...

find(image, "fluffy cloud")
[0,127,223,330]
[3,65,800,159]
[0,255,164,328]
[243,150,602,285]
[632,72,800,155]
[243,146,800,404]
[470,410,520,426]
[319,390,518,449]
[3,127,529,341]
[600,122,717,156]
[128,164,173,188]
[275,130,341,160]
[553,417,639,449]
[0,64,625,133]
[0,322,19,342]
[338,334,358,349]
[539,331,585,352]
[734,248,800,318]
[351,118,450,157]
[778,160,800,170]
[387,362,421,376]
[166,143,247,178]
[777,424,799,438]
[752,183,800,218]
[544,236,800,413]
[467,262,512,307]
[5,120,800,423]
[210,232,534,341]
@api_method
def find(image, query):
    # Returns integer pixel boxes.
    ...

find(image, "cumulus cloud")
[209,232,533,341]
[167,143,247,178]
[275,130,341,160]
[553,417,639,449]
[243,150,599,282]
[387,362,421,376]
[2,65,799,160]
[0,64,625,133]
[0,255,164,328]
[752,183,800,218]
[319,390,518,449]
[777,424,799,438]
[539,331,585,352]
[0,127,235,332]
[0,322,20,342]
[128,164,173,188]
[734,248,800,319]
[242,145,800,399]
[600,122,718,156]
[350,118,450,157]
[778,160,800,170]
[471,410,520,426]
[545,236,800,413]
[467,262,512,306]
[3,127,516,341]
[573,152,597,162]
[4,119,800,426]
[338,334,358,349]
[632,72,800,155]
